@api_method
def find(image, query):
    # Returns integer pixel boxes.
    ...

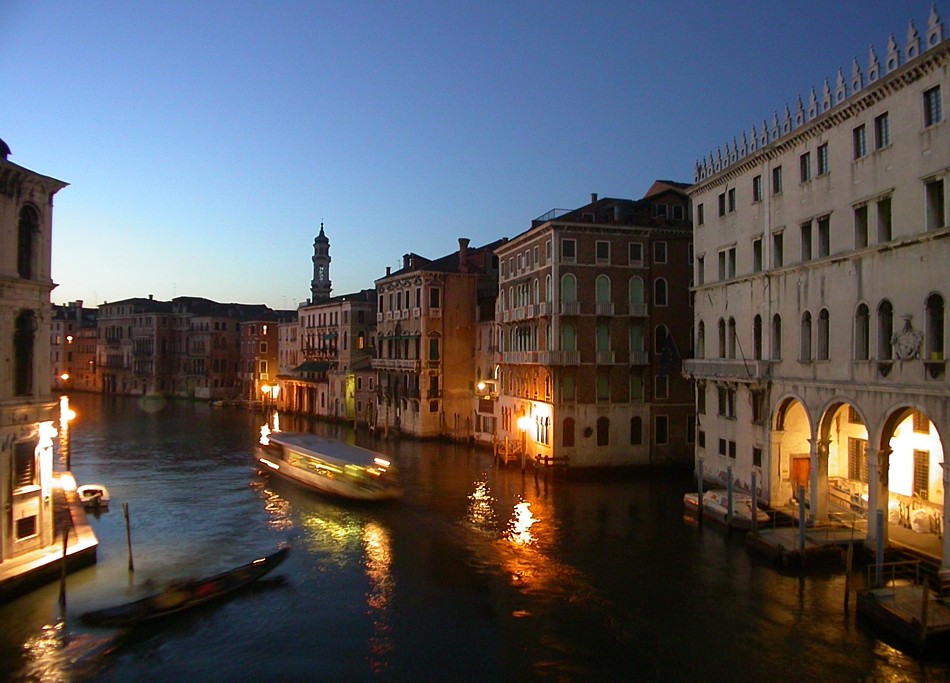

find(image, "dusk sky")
[2,1,942,310]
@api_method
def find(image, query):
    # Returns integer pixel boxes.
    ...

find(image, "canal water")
[1,394,948,681]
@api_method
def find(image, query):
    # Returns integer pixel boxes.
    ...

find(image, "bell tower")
[310,222,332,302]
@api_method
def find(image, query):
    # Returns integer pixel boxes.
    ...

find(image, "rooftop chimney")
[386,266,391,276]
[591,193,598,204]
[403,253,411,269]
[458,238,470,272]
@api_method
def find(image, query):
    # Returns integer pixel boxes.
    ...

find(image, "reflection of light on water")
[256,484,294,531]
[272,411,281,432]
[19,620,119,681]
[363,522,394,674]
[506,499,537,547]
[58,396,73,467]
[466,475,498,531]
[259,424,271,446]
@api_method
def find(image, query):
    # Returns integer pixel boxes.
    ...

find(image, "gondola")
[81,546,290,628]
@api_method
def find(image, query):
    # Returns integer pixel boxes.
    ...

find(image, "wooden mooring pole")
[843,542,853,612]
[58,527,68,609]
[123,502,134,573]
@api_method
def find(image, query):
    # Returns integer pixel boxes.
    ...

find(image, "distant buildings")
[685,9,949,566]
[495,186,694,468]
[0,139,69,564]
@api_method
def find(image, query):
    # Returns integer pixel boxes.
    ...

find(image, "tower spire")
[310,222,332,302]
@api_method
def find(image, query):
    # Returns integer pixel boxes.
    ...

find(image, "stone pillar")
[808,439,819,525]
[941,461,950,575]
[865,446,890,550]
[813,438,830,522]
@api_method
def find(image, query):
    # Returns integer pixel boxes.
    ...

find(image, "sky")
[2,1,943,310]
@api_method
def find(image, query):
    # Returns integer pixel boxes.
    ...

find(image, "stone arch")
[814,398,871,521]
[771,394,813,506]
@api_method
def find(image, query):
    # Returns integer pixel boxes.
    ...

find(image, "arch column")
[809,438,830,523]
[941,461,950,574]
[865,446,890,549]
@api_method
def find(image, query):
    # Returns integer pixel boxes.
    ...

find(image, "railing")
[628,302,648,317]
[371,358,421,371]
[682,358,770,382]
[539,350,580,365]
[629,351,649,365]
[502,351,539,364]
[596,351,615,364]
[595,302,615,316]
[561,301,580,315]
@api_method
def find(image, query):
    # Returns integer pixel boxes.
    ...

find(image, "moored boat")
[81,546,290,628]
[684,489,769,529]
[257,430,402,501]
[77,484,110,510]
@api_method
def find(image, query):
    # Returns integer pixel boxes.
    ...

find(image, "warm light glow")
[258,457,280,470]
[516,415,532,433]
[477,381,486,392]
[60,373,70,381]
[38,421,56,499]
[374,457,391,468]
[506,500,537,546]
[261,384,280,399]
[272,411,281,432]
[59,396,76,423]
[259,424,271,446]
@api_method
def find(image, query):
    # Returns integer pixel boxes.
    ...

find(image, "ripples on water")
[2,395,949,681]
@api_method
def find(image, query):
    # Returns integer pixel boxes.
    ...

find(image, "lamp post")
[517,415,532,472]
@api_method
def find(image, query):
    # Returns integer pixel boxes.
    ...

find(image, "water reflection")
[362,522,394,673]
[465,474,498,532]
[505,499,537,547]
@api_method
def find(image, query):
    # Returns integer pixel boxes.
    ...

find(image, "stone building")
[239,313,281,402]
[50,300,95,392]
[495,186,694,469]
[0,139,68,562]
[373,238,504,439]
[97,296,171,395]
[684,8,949,569]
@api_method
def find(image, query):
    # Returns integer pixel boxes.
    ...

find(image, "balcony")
[682,358,771,382]
[538,302,550,316]
[595,302,614,316]
[538,350,580,365]
[502,351,540,365]
[596,351,616,364]
[560,301,581,316]
[371,358,421,372]
[629,351,649,365]
[628,302,648,317]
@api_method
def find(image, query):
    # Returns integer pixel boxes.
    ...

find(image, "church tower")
[310,222,332,302]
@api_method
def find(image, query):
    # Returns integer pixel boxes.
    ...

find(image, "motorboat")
[256,429,402,501]
[77,484,110,510]
[684,489,769,529]
[81,546,290,627]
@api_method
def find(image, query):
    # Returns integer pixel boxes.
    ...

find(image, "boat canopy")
[266,433,389,469]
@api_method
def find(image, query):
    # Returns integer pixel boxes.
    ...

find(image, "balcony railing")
[629,351,649,365]
[371,358,421,372]
[502,351,540,365]
[561,301,581,315]
[682,358,771,382]
[595,302,615,316]
[628,302,648,317]
[539,350,580,365]
[596,351,616,364]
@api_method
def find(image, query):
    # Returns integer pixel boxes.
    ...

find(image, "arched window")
[628,276,645,304]
[596,417,609,446]
[654,278,668,306]
[753,315,762,360]
[630,416,643,445]
[545,274,552,303]
[17,206,39,280]
[926,293,945,359]
[654,324,669,354]
[14,310,36,396]
[772,314,783,360]
[718,318,726,358]
[854,304,869,360]
[801,311,813,361]
[697,321,706,358]
[596,323,610,352]
[532,278,540,305]
[562,417,575,447]
[561,323,576,351]
[727,318,737,358]
[630,323,644,353]
[817,309,830,360]
[560,274,577,302]
[595,275,611,303]
[877,300,893,360]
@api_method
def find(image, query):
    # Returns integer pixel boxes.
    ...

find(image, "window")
[848,437,869,483]
[561,323,576,352]
[654,416,668,445]
[717,318,726,358]
[654,324,669,356]
[718,192,726,216]
[629,373,643,400]
[753,315,763,360]
[727,318,736,358]
[924,85,942,127]
[772,232,784,267]
[696,383,706,413]
[697,203,704,226]
[596,241,610,263]
[874,112,890,149]
[914,450,930,499]
[817,309,830,361]
[751,390,765,424]
[596,323,611,352]
[17,206,39,279]
[561,239,576,262]
[14,440,36,488]
[817,143,829,175]
[926,293,944,360]
[561,374,576,400]
[596,372,610,401]
[925,178,946,231]
[772,314,783,360]
[854,304,870,360]
[877,196,893,242]
[800,311,812,361]
[772,166,783,195]
[800,222,812,261]
[753,447,763,468]
[752,175,763,202]
[560,273,577,303]
[429,287,441,309]
[14,310,36,396]
[654,241,667,264]
[628,276,645,305]
[428,337,440,361]
[717,386,736,418]
[562,417,575,447]
[854,205,869,248]
[727,188,736,213]
[800,152,811,182]
[629,242,643,265]
[697,256,704,285]
[654,278,668,306]
[878,300,894,360]
[752,238,762,272]
[817,216,830,257]
[596,417,609,446]
[852,125,867,159]
[630,416,643,445]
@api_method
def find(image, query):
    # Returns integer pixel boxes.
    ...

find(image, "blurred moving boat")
[81,546,290,628]
[683,489,769,529]
[77,484,110,510]
[257,430,402,501]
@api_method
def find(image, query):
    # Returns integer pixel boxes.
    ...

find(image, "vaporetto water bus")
[256,428,402,501]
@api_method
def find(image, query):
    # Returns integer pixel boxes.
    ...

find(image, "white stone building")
[685,9,950,570]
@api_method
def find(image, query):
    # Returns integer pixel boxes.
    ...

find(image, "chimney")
[149,294,154,300]
[458,238,470,272]
[591,193,598,204]
[403,253,411,269]
[386,266,391,276]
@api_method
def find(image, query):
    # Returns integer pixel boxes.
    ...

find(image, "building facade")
[685,9,950,569]
[50,300,95,393]
[0,139,68,562]
[495,187,694,469]
[373,238,503,439]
